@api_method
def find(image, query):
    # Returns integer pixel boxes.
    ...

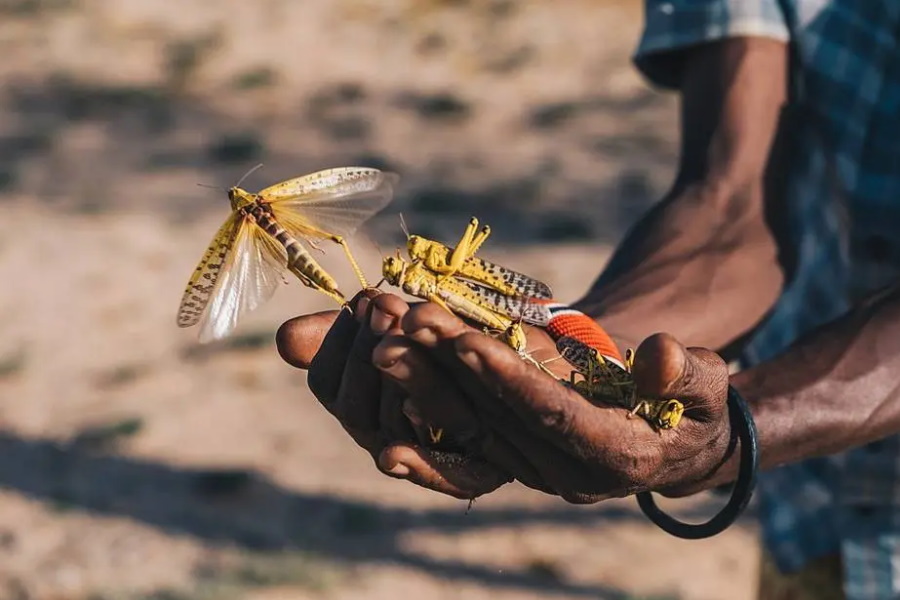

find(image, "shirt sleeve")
[634,0,790,89]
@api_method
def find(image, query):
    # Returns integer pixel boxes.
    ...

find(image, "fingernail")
[370,307,394,335]
[354,297,371,323]
[386,463,409,477]
[459,350,483,373]
[408,326,437,345]
[374,349,412,380]
[379,453,410,477]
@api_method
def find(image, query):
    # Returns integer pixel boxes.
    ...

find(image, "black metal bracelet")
[635,385,759,540]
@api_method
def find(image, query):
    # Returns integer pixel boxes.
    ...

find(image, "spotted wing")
[194,220,289,343]
[261,167,399,240]
[467,256,553,299]
[461,281,551,326]
[177,212,242,329]
[555,335,628,376]
[555,336,598,376]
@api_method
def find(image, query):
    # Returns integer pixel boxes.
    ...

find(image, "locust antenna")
[235,163,264,188]
[398,212,411,240]
[196,183,227,192]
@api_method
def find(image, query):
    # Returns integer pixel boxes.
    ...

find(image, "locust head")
[406,234,429,260]
[398,213,428,260]
[382,252,408,287]
[227,163,265,210]
[228,187,255,211]
[655,399,685,430]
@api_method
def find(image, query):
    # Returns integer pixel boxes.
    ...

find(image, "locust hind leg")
[288,264,348,308]
[467,222,491,256]
[424,291,457,317]
[436,217,480,284]
[328,234,370,289]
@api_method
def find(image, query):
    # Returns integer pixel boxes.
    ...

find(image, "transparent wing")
[177,212,242,328]
[263,167,399,240]
[196,221,289,343]
[461,281,551,326]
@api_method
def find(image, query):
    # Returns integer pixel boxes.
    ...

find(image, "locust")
[402,215,553,300]
[555,335,685,431]
[381,254,550,355]
[177,166,397,343]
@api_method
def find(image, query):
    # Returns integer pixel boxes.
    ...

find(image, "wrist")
[656,403,737,498]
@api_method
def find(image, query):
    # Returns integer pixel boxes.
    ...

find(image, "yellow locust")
[177,166,398,343]
[556,335,685,431]
[381,254,548,354]
[402,215,553,300]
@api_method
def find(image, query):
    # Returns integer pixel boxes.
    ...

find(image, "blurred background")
[0,1,759,599]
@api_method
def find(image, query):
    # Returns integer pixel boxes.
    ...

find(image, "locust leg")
[468,222,491,256]
[436,217,480,284]
[329,234,370,289]
[288,264,347,307]
[429,426,444,444]
[628,400,650,420]
[424,291,456,316]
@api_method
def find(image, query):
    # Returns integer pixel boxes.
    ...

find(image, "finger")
[479,431,556,495]
[631,333,729,423]
[484,418,616,503]
[451,330,630,459]
[377,443,511,500]
[331,294,410,438]
[373,335,483,446]
[276,309,343,369]
[379,377,417,443]
[397,303,519,424]
[399,302,474,355]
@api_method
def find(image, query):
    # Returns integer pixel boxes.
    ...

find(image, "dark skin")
[275,36,900,502]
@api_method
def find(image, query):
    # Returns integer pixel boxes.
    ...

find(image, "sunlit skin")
[274,38,900,506]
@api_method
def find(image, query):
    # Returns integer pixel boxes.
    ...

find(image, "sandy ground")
[0,1,760,599]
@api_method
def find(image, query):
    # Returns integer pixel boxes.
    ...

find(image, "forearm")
[575,37,788,351]
[673,282,900,494]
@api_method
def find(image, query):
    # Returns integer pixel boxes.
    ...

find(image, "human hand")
[275,290,513,499]
[373,303,733,503]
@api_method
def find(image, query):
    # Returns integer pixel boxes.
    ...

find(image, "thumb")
[631,333,729,423]
[276,289,380,369]
[276,310,341,369]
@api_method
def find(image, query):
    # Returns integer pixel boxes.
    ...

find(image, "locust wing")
[177,210,290,343]
[460,280,551,326]
[261,167,398,241]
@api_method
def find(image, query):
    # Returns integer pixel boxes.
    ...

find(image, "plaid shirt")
[634,2,900,598]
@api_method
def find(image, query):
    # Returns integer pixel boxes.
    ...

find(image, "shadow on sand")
[0,432,753,598]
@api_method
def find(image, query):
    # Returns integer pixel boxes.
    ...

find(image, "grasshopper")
[556,336,685,431]
[381,254,549,354]
[402,215,553,301]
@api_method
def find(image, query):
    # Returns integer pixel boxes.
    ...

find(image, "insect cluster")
[385,216,684,431]
[176,167,683,431]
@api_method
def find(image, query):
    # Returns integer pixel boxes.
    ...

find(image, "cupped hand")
[372,302,733,503]
[275,290,513,499]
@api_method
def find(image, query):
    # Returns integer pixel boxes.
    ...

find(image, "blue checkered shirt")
[634,2,900,598]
